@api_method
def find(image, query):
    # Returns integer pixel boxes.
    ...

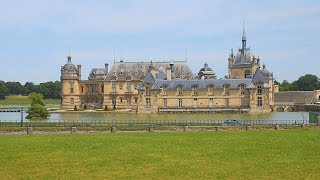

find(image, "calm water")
[0,111,310,125]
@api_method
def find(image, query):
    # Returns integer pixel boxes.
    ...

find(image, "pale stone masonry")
[60,30,279,113]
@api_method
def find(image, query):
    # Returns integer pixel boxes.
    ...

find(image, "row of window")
[145,97,263,108]
[161,84,247,96]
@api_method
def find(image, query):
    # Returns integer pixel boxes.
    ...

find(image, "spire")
[67,48,72,63]
[241,19,247,55]
[67,56,72,63]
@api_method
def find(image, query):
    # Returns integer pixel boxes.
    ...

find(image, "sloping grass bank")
[0,130,320,179]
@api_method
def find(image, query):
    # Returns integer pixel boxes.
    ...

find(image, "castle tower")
[60,56,81,109]
[228,25,260,79]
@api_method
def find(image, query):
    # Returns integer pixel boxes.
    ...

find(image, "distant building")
[60,30,279,113]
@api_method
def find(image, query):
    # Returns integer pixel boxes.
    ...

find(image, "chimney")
[105,63,109,75]
[77,65,81,79]
[166,67,172,80]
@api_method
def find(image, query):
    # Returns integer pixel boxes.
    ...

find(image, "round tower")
[60,56,81,109]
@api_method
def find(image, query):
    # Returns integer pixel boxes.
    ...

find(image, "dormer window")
[208,85,214,95]
[162,85,167,96]
[245,70,251,78]
[192,85,198,96]
[239,84,245,95]
[177,85,183,96]
[224,84,230,95]
[146,86,151,96]
[257,85,262,94]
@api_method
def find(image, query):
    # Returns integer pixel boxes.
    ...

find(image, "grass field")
[0,130,320,179]
[0,95,60,108]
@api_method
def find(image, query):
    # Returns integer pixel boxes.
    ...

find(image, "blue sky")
[0,0,319,84]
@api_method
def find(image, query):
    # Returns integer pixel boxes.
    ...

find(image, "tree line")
[276,74,320,91]
[0,81,61,100]
[0,74,319,100]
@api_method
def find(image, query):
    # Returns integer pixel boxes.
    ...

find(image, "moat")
[0,112,310,125]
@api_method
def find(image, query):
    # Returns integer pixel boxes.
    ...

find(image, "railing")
[0,118,309,128]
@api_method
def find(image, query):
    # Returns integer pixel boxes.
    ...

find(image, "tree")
[26,92,49,119]
[292,74,320,91]
[22,82,35,95]
[279,80,294,91]
[0,81,9,100]
[6,81,23,95]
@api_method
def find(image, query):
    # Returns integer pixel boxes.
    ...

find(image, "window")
[70,98,74,105]
[245,70,251,78]
[112,97,116,109]
[101,84,104,93]
[240,84,245,95]
[127,97,131,105]
[225,98,229,108]
[146,86,151,96]
[192,85,198,96]
[208,85,214,95]
[126,82,131,93]
[120,97,123,103]
[177,86,183,95]
[146,98,151,108]
[209,98,213,108]
[81,86,84,93]
[162,85,167,96]
[194,98,198,108]
[163,98,167,108]
[241,98,245,108]
[178,98,182,108]
[257,97,263,107]
[112,82,116,93]
[257,85,262,94]
[224,84,230,95]
[70,82,74,94]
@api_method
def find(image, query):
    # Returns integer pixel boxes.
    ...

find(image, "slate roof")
[105,61,193,80]
[274,91,315,103]
[234,50,252,64]
[88,68,105,80]
[137,73,160,90]
[156,79,252,89]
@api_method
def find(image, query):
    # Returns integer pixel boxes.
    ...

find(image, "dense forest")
[0,74,319,100]
[0,81,61,100]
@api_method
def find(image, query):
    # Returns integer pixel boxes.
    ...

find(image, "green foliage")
[26,92,49,119]
[0,131,320,179]
[0,80,61,99]
[26,103,49,119]
[28,92,45,106]
[279,74,319,91]
[292,74,320,91]
[6,81,23,95]
[0,81,9,100]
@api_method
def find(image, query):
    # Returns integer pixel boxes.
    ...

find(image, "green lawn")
[0,130,320,179]
[0,95,60,108]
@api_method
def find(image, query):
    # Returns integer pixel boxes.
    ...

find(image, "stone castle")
[60,30,279,113]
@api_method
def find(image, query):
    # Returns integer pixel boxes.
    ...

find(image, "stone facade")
[60,31,277,113]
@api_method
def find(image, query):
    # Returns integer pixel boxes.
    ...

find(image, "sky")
[0,0,319,84]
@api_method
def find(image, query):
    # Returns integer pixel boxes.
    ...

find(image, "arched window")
[245,70,251,78]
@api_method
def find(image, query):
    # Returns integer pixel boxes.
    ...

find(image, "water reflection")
[0,111,310,125]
